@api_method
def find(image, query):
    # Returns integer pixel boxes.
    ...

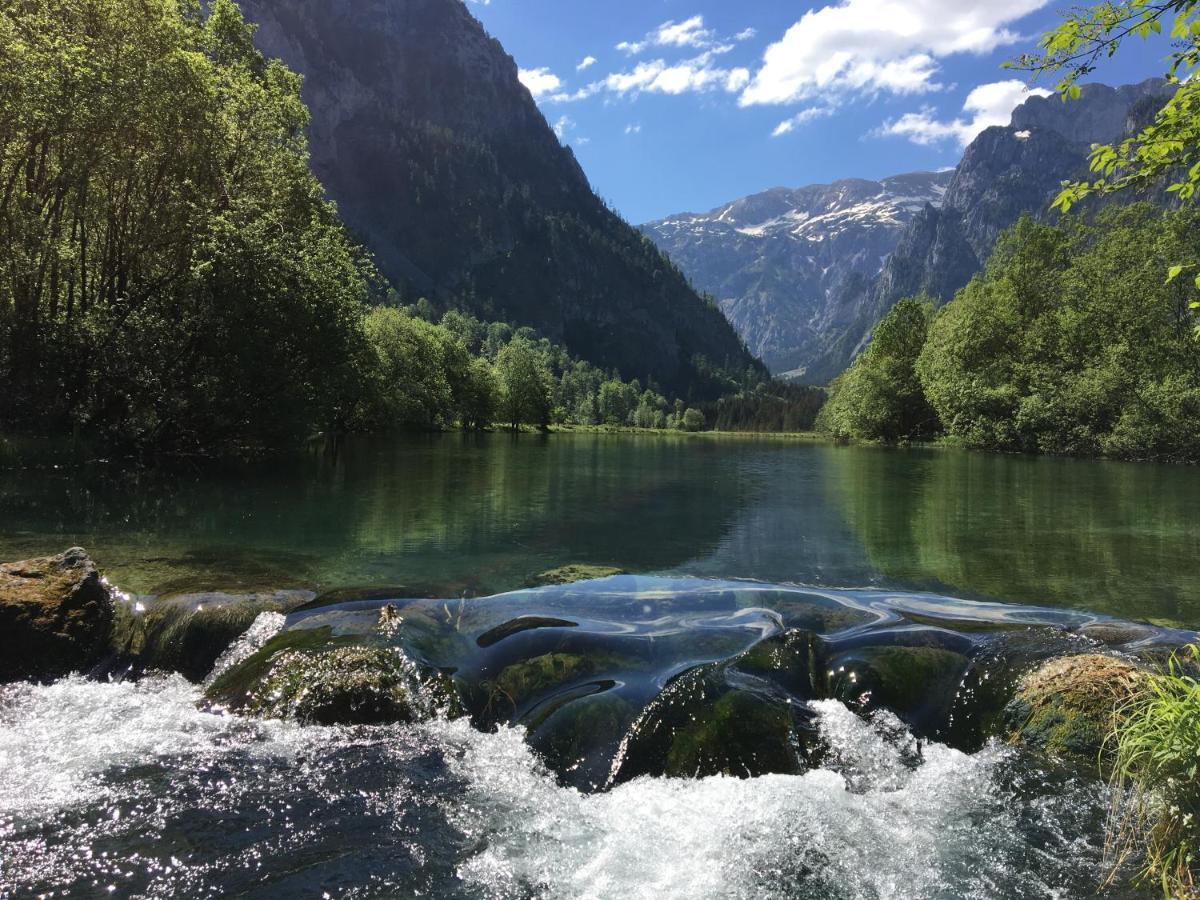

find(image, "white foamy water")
[437,701,1116,899]
[0,678,1126,898]
[0,674,309,817]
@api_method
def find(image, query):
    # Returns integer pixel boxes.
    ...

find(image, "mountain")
[644,78,1172,383]
[238,0,759,395]
[642,172,953,374]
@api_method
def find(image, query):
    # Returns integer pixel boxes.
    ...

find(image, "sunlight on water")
[0,677,1136,898]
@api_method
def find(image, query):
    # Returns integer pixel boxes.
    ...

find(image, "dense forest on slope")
[239,0,762,396]
[0,0,789,450]
[0,0,806,451]
[819,205,1200,462]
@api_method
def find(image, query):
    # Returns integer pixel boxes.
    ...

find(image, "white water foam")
[0,678,1120,898]
[435,700,1114,899]
[0,675,309,818]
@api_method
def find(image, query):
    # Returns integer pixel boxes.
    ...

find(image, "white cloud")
[740,0,1052,106]
[602,51,750,97]
[618,15,716,55]
[771,105,835,137]
[577,55,597,71]
[876,79,1052,146]
[519,67,563,99]
[735,27,757,42]
[625,123,642,134]
[575,136,591,146]
[552,115,574,139]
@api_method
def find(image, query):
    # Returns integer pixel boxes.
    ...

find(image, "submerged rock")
[205,626,460,726]
[1004,654,1146,761]
[110,589,315,682]
[528,564,626,587]
[0,548,113,682]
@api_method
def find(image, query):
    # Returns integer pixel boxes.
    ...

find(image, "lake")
[2,434,1196,898]
[2,433,1197,625]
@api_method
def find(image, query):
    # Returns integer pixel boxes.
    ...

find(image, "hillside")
[239,0,761,396]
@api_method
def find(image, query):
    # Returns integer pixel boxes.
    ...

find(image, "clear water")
[1,433,1198,625]
[2,434,1195,898]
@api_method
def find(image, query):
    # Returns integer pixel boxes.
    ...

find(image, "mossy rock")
[610,665,814,784]
[205,626,462,726]
[110,589,315,682]
[0,548,114,683]
[527,564,626,587]
[1004,654,1147,762]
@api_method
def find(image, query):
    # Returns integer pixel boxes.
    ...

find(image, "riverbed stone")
[0,548,114,682]
[205,626,462,726]
[528,564,626,586]
[110,589,316,682]
[1004,654,1147,761]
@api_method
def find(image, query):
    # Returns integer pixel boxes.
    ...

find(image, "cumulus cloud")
[740,0,1052,106]
[577,55,597,71]
[625,123,642,134]
[771,105,835,137]
[601,51,750,97]
[735,27,757,42]
[617,15,717,55]
[519,67,563,99]
[876,79,1052,146]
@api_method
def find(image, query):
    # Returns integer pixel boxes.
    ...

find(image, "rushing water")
[2,434,1198,898]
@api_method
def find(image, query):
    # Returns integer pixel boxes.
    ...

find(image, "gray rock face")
[644,78,1172,383]
[642,172,953,374]
[239,0,759,394]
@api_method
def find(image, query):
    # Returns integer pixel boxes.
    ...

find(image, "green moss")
[527,565,625,587]
[663,688,803,779]
[1005,654,1146,761]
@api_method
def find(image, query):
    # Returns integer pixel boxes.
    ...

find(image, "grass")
[1105,644,1200,898]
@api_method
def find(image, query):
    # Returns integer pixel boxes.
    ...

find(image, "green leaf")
[1167,264,1184,283]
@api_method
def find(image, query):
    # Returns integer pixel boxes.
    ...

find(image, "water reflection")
[0,435,1197,625]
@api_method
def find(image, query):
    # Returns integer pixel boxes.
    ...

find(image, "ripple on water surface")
[0,674,1145,899]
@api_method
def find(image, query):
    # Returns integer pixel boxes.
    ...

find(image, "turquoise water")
[3,435,1194,898]
[1,433,1197,625]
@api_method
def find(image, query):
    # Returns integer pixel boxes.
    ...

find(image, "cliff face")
[240,0,759,394]
[793,78,1174,383]
[642,172,953,374]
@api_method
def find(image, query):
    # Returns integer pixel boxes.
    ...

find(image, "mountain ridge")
[240,0,760,395]
[644,77,1173,383]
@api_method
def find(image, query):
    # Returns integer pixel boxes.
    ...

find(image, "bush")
[818,297,939,442]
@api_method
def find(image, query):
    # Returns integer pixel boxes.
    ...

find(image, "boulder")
[205,626,461,726]
[1004,654,1146,761]
[0,548,114,683]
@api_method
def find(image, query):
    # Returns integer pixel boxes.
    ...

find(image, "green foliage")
[1107,645,1200,897]
[818,297,939,442]
[701,381,826,433]
[1013,0,1200,212]
[681,408,706,432]
[494,338,552,430]
[0,0,371,450]
[917,207,1200,461]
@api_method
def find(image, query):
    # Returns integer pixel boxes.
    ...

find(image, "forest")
[818,205,1200,463]
[0,0,820,452]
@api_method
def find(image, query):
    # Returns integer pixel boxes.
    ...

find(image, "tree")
[916,206,1200,460]
[817,296,939,442]
[494,338,552,430]
[1013,0,1200,315]
[598,379,638,425]
[0,0,371,449]
[360,308,457,429]
[681,408,706,432]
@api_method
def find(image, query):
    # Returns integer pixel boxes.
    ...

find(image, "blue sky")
[468,0,1172,224]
